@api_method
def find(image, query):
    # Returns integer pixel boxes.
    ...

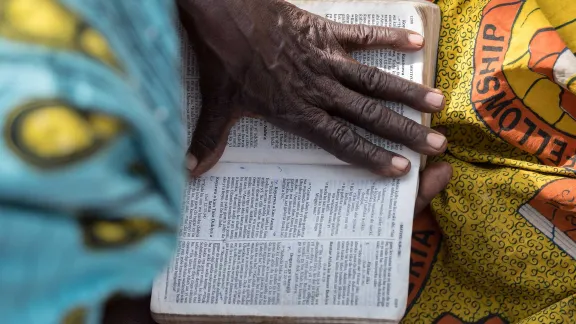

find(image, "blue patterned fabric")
[0,1,183,323]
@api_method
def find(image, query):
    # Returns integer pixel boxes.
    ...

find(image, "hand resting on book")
[178,0,448,178]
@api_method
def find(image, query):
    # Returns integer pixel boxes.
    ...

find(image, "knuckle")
[399,120,425,145]
[379,109,394,127]
[384,75,412,100]
[397,80,422,103]
[331,123,352,142]
[385,29,404,46]
[357,99,381,122]
[330,124,356,155]
[192,133,218,154]
[398,79,414,94]
[365,144,385,164]
[360,66,386,93]
[358,25,375,44]
[382,28,394,41]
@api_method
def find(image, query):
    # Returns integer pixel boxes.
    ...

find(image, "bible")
[152,0,441,323]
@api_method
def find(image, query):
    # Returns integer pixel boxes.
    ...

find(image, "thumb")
[414,162,452,215]
[188,102,238,177]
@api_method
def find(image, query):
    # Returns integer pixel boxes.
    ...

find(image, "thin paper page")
[181,2,424,166]
[152,162,418,320]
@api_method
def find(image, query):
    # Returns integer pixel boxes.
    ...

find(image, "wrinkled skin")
[102,1,455,321]
[178,0,449,178]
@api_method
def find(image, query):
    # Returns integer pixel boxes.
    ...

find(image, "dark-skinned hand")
[178,0,448,178]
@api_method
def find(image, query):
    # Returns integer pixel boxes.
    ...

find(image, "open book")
[152,0,440,323]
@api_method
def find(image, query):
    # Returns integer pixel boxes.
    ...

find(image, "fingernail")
[408,34,424,46]
[392,157,410,172]
[426,133,446,150]
[186,154,198,172]
[424,91,445,109]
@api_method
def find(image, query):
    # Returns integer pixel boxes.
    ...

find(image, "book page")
[181,1,424,166]
[155,1,426,322]
[152,162,418,321]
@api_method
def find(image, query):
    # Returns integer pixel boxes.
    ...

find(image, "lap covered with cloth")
[404,0,576,322]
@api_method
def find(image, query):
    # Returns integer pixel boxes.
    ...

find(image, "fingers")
[414,162,452,215]
[187,102,238,177]
[324,85,447,155]
[329,57,445,113]
[327,21,424,51]
[287,109,412,177]
[186,154,198,173]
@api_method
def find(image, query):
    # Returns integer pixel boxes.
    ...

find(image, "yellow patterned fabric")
[0,0,119,68]
[404,0,576,323]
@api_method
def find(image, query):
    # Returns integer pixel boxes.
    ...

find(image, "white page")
[153,162,418,320]
[153,1,423,322]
